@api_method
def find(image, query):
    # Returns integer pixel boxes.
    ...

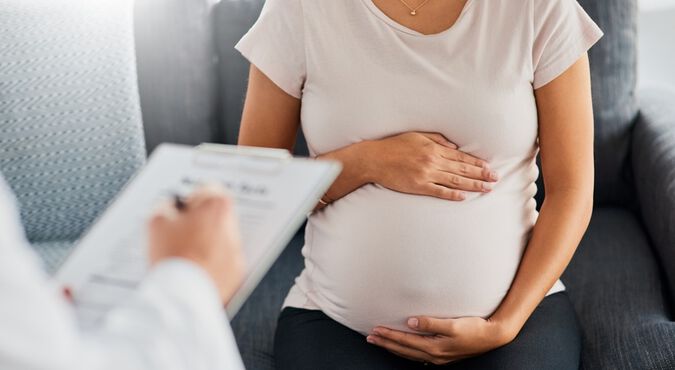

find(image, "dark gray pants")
[275,292,581,370]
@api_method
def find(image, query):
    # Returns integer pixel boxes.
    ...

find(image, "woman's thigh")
[449,292,582,370]
[274,307,423,370]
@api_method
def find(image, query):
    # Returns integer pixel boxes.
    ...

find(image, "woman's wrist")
[318,140,380,186]
[311,140,379,210]
[350,139,381,184]
[488,310,526,345]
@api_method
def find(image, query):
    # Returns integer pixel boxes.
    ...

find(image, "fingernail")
[490,171,499,181]
[408,317,419,328]
[367,335,376,343]
[458,192,467,200]
[482,182,493,192]
[63,287,74,303]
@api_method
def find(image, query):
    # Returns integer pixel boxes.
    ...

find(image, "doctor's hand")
[364,132,499,201]
[367,315,516,365]
[148,185,245,305]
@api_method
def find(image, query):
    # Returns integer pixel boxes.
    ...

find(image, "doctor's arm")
[86,186,247,370]
[0,186,246,370]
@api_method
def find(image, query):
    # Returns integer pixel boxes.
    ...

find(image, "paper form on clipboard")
[55,143,341,330]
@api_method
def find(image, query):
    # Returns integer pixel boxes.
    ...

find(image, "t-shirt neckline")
[360,0,474,37]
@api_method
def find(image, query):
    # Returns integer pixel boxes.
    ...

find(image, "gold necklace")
[397,0,433,15]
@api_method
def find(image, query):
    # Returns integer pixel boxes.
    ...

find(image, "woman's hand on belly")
[366,315,514,365]
[314,131,498,210]
[362,132,500,200]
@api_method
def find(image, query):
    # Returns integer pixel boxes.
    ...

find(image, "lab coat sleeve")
[82,259,246,370]
[0,177,244,370]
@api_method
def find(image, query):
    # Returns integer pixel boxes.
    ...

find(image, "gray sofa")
[1,0,674,369]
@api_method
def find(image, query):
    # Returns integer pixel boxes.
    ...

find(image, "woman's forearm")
[489,54,597,341]
[490,188,593,340]
[314,141,377,210]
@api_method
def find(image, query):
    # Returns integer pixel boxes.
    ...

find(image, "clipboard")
[55,143,342,328]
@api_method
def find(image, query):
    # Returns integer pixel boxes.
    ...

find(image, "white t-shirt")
[236,0,603,335]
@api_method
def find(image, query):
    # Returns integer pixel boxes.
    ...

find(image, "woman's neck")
[369,0,469,35]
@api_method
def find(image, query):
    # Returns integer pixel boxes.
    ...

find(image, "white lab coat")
[0,177,245,370]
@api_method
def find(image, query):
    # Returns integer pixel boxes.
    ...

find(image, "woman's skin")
[238,1,594,364]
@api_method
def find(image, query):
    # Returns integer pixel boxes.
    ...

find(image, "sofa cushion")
[562,208,675,370]
[633,86,675,303]
[31,240,74,275]
[577,0,639,207]
[134,0,221,153]
[231,228,306,370]
[213,0,263,147]
[0,0,145,244]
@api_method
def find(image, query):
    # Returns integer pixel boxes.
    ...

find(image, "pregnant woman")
[236,0,602,369]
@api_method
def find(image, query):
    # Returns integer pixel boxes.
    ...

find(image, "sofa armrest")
[633,86,675,301]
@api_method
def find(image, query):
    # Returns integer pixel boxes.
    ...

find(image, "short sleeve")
[532,0,604,89]
[235,0,306,99]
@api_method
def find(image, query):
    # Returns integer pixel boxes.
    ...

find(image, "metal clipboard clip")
[192,143,293,175]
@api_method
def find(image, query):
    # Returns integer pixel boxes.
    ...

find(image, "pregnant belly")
[300,183,538,335]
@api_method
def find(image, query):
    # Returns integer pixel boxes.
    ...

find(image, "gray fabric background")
[134,0,221,153]
[578,0,640,208]
[562,208,675,370]
[214,0,264,146]
[134,0,308,155]
[0,0,146,265]
[633,86,675,302]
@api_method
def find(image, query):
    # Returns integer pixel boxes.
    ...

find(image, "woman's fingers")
[436,145,490,170]
[371,131,498,200]
[419,132,458,149]
[367,334,435,364]
[423,141,499,195]
[432,171,494,193]
[422,184,467,201]
[425,141,499,182]
[440,161,499,183]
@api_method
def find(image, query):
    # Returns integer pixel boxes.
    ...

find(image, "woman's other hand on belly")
[366,315,515,365]
[361,132,500,200]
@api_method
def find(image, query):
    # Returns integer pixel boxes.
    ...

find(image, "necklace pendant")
[410,10,417,15]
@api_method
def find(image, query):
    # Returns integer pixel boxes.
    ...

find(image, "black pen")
[173,194,188,211]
